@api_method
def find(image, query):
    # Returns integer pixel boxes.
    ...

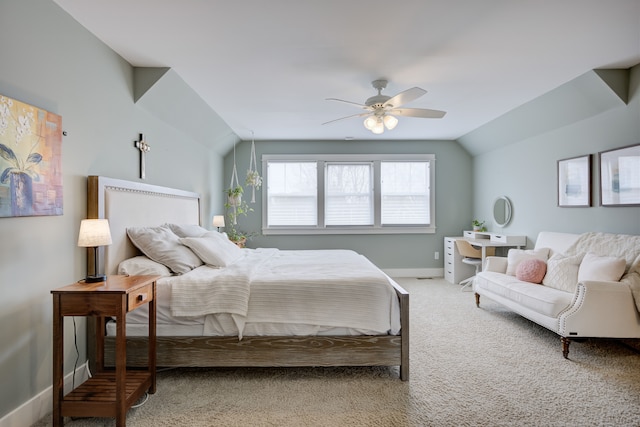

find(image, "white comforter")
[165,248,401,339]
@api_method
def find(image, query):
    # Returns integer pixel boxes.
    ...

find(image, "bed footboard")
[88,284,410,380]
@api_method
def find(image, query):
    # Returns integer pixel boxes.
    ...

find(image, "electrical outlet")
[434,251,440,260]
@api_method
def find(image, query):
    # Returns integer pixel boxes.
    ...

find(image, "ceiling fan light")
[371,120,384,134]
[383,114,398,130]
[363,116,377,130]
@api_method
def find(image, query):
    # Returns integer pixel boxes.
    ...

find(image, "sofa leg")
[475,293,480,307]
[561,337,571,358]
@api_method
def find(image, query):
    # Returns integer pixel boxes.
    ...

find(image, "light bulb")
[383,114,398,130]
[363,116,377,130]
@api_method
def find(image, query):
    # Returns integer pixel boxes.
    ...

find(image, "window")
[263,154,435,235]
[325,163,373,226]
[266,162,317,226]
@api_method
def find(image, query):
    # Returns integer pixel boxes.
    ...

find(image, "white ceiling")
[54,0,640,143]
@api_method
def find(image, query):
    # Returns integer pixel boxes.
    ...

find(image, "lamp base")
[85,274,106,283]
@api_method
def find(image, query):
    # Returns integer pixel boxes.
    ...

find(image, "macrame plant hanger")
[228,142,241,224]
[246,131,262,203]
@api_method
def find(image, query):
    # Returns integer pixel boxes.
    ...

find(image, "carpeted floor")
[34,278,640,426]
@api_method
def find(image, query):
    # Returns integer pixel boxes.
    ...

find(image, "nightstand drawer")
[128,285,153,312]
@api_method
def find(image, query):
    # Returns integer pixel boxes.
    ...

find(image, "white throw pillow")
[577,252,626,282]
[127,226,203,274]
[506,248,550,276]
[164,223,209,238]
[542,253,584,293]
[179,232,243,267]
[118,256,172,277]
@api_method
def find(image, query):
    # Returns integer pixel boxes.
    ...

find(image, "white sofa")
[474,231,640,358]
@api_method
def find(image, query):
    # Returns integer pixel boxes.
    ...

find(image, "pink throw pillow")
[516,258,547,284]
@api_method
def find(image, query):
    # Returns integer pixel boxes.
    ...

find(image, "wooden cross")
[134,133,151,179]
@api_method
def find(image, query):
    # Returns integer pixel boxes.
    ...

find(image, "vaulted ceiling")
[54,0,640,154]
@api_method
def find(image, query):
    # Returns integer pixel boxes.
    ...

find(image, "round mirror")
[493,196,512,227]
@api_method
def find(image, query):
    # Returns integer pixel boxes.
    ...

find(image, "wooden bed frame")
[86,176,410,380]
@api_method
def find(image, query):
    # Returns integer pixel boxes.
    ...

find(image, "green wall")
[470,65,640,245]
[0,0,226,419]
[224,139,474,269]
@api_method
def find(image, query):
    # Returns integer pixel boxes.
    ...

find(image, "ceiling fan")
[323,79,446,134]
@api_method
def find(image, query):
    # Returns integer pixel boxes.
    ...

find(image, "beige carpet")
[34,278,640,426]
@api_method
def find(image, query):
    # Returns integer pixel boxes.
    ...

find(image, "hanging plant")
[245,132,261,203]
[224,186,251,226]
[226,185,243,207]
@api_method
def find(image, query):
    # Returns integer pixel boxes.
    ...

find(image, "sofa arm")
[559,280,640,337]
[484,256,507,273]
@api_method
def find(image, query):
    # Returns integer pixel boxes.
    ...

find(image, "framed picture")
[557,154,591,207]
[0,94,63,217]
[599,143,640,207]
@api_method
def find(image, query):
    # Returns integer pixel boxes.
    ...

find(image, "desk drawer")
[128,285,153,312]
[490,234,526,245]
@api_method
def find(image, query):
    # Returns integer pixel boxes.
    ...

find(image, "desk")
[463,230,527,267]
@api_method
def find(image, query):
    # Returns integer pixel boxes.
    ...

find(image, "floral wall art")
[0,95,63,217]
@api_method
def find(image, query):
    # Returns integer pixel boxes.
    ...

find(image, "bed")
[86,176,410,380]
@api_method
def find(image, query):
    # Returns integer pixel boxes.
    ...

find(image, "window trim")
[262,154,436,235]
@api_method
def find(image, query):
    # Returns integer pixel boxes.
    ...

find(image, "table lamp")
[77,219,112,283]
[213,215,225,232]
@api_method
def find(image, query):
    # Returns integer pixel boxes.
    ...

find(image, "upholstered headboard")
[87,176,201,275]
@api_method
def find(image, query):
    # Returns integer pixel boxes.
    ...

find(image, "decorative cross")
[134,133,151,179]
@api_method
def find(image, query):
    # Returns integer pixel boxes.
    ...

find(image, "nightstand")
[51,275,159,427]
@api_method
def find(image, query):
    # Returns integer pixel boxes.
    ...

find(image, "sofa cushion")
[506,248,550,276]
[543,253,583,293]
[578,252,626,282]
[475,272,574,318]
[516,258,547,284]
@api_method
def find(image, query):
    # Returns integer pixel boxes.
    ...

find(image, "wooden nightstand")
[51,275,159,427]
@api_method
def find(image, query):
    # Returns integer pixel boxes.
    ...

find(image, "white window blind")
[381,162,430,225]
[267,162,317,226]
[325,163,373,226]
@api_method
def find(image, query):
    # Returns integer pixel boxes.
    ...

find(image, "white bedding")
[119,248,401,339]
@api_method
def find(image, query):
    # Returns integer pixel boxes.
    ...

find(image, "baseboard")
[0,362,90,427]
[383,268,443,278]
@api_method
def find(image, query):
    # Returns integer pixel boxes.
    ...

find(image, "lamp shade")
[363,116,377,130]
[383,114,398,130]
[77,219,112,247]
[212,215,225,228]
[371,119,385,134]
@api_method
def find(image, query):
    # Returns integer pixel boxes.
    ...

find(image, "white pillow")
[506,248,550,276]
[179,232,243,267]
[127,226,203,274]
[164,223,209,238]
[578,252,626,283]
[118,256,172,277]
[542,253,583,293]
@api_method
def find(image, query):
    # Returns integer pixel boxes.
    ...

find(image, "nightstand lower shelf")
[60,371,153,418]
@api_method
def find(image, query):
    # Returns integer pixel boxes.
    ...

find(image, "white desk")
[443,232,527,285]
[463,230,527,268]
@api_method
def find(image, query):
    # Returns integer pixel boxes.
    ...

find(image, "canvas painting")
[0,94,63,217]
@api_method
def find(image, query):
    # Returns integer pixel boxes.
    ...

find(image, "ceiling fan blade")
[391,108,446,119]
[383,87,427,108]
[326,98,369,109]
[322,112,371,125]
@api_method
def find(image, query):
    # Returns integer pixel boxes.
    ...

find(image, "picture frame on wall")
[0,94,63,217]
[557,154,591,207]
[599,143,640,207]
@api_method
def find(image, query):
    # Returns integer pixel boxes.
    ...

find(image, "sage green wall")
[471,65,640,246]
[224,139,474,269]
[0,0,225,418]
